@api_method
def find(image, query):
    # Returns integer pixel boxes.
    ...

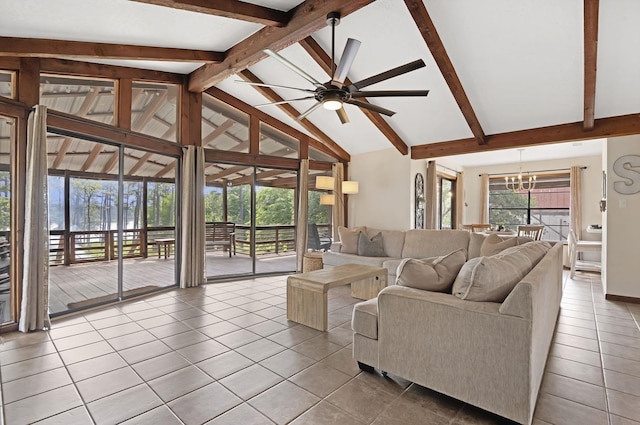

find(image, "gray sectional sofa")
[344,228,563,425]
[324,228,481,281]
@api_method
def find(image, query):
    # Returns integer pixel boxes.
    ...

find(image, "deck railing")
[48,223,331,265]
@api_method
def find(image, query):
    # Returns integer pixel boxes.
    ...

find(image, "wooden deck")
[49,251,297,315]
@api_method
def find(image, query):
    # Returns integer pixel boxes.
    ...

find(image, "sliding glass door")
[0,116,13,324]
[205,162,297,279]
[47,133,178,315]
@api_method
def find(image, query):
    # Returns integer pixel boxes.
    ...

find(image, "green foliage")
[308,191,329,225]
[227,186,251,225]
[148,183,176,227]
[489,190,531,229]
[256,187,294,225]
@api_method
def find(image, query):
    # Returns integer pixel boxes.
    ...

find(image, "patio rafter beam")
[53,88,101,169]
[131,0,290,27]
[188,0,376,92]
[238,68,343,157]
[207,165,248,182]
[298,37,409,156]
[0,36,223,63]
[203,118,235,146]
[83,145,104,172]
[230,169,285,185]
[155,162,176,178]
[404,0,486,145]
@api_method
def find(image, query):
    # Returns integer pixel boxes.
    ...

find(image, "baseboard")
[605,294,640,304]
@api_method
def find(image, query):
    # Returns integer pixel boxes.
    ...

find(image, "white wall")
[603,135,640,299]
[349,148,412,230]
[463,155,603,234]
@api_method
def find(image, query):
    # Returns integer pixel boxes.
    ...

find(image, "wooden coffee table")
[287,264,388,331]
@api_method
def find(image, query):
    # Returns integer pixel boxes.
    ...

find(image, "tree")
[308,191,330,225]
[489,189,535,230]
[255,187,294,225]
[71,179,102,230]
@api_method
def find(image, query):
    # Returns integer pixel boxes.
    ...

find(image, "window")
[489,174,570,241]
[132,81,179,142]
[202,93,249,152]
[40,75,115,124]
[437,176,455,229]
[0,71,14,98]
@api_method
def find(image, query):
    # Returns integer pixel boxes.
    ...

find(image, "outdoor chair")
[307,223,331,251]
[205,222,236,257]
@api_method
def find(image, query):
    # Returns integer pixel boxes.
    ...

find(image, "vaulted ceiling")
[1,0,639,161]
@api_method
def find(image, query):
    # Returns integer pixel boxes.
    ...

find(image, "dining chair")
[517,225,545,240]
[460,224,474,233]
[471,224,492,233]
[568,229,602,278]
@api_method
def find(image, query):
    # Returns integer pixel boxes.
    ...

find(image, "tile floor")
[0,271,639,424]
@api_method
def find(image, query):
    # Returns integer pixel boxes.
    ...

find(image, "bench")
[205,222,236,257]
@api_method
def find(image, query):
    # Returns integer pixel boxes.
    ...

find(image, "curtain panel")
[425,161,437,229]
[179,146,205,288]
[295,159,309,272]
[332,163,344,241]
[570,166,583,240]
[479,173,490,224]
[19,106,50,332]
[455,171,464,228]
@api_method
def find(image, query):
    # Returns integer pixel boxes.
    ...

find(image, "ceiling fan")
[238,11,429,124]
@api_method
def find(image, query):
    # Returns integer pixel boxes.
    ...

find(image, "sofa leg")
[357,361,375,373]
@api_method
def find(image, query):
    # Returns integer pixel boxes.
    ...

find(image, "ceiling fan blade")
[348,59,426,91]
[235,80,316,94]
[255,96,316,107]
[332,38,361,87]
[336,107,350,124]
[264,49,324,88]
[296,102,323,121]
[346,99,396,116]
[351,90,430,98]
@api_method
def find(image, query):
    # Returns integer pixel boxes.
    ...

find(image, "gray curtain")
[425,161,437,229]
[332,163,344,240]
[295,159,309,272]
[19,106,50,332]
[479,173,490,224]
[179,146,205,288]
[570,166,582,240]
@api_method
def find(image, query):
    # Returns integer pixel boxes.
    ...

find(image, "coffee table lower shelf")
[286,264,387,331]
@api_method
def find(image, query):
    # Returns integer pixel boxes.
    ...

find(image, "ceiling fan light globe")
[323,100,343,110]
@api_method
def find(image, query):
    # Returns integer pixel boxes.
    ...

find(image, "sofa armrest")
[330,242,342,252]
[376,285,533,424]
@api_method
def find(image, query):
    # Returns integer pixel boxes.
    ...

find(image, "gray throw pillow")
[357,232,385,257]
[396,248,467,292]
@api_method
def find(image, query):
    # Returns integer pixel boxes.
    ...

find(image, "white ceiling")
[1,0,638,160]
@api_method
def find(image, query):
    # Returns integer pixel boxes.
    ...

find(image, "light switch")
[619,198,627,208]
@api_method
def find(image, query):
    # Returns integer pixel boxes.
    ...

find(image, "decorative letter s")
[613,155,640,195]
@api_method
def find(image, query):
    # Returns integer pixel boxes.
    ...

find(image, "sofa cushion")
[338,226,365,254]
[352,298,378,339]
[480,234,534,256]
[396,249,466,292]
[468,232,487,259]
[323,251,391,268]
[401,230,470,259]
[452,241,551,302]
[358,232,386,257]
[367,228,406,258]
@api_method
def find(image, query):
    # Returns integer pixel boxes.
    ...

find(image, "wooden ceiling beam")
[403,0,486,146]
[132,0,290,27]
[188,0,376,92]
[207,165,248,181]
[0,36,222,63]
[410,113,640,159]
[298,37,409,155]
[238,68,346,156]
[40,58,183,84]
[583,0,599,130]
[230,169,286,185]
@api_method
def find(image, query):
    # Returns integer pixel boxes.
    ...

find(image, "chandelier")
[505,149,537,192]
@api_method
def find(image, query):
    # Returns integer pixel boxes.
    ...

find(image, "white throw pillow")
[396,249,467,292]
